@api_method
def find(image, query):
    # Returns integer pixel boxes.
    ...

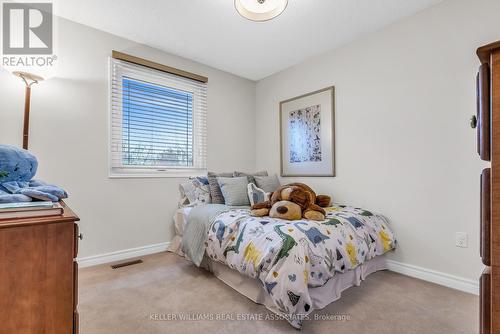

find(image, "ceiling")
[52,0,443,81]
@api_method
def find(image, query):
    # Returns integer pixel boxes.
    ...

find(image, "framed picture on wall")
[280,86,335,177]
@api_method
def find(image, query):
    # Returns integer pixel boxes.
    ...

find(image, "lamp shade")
[235,0,288,21]
[13,71,44,86]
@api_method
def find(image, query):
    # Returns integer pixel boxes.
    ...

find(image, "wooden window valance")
[112,50,208,83]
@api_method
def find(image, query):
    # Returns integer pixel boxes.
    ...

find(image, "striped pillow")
[254,175,281,193]
[217,176,250,206]
[208,171,233,204]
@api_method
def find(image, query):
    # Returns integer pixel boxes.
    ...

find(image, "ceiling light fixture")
[235,0,288,22]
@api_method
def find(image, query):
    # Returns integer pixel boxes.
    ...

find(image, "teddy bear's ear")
[303,203,326,221]
[307,203,326,215]
[289,182,317,203]
[289,189,311,210]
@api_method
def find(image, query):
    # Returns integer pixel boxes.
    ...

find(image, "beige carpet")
[79,252,478,334]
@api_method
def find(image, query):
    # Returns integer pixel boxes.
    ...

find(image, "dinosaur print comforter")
[205,205,396,329]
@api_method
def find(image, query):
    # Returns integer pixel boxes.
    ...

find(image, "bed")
[168,204,396,329]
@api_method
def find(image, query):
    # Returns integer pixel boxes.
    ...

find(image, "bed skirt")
[201,254,388,315]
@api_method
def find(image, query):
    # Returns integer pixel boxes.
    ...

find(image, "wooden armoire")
[477,41,500,334]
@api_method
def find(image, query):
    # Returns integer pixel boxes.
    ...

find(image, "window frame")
[108,57,207,178]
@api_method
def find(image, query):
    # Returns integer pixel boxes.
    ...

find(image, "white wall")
[255,0,500,281]
[1,0,498,282]
[0,18,256,258]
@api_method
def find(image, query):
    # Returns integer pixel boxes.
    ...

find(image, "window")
[110,54,207,177]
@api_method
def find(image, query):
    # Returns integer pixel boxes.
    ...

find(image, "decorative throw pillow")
[208,172,233,204]
[233,171,268,185]
[191,177,211,205]
[178,182,192,207]
[247,183,270,206]
[254,175,281,193]
[178,177,211,208]
[217,176,250,206]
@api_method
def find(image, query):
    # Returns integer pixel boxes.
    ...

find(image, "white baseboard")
[77,243,479,295]
[386,259,479,295]
[77,242,170,268]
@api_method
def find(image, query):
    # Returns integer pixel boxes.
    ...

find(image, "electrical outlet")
[455,232,468,248]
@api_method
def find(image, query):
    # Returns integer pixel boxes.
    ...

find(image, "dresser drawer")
[481,168,491,266]
[477,63,491,161]
[480,267,491,334]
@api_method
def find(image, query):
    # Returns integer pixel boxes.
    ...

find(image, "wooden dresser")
[0,201,80,334]
[477,41,500,334]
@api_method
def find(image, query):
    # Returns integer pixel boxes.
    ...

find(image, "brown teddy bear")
[251,183,331,221]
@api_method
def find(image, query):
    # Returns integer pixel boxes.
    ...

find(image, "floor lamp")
[13,71,44,150]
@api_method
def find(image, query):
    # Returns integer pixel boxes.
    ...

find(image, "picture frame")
[279,86,335,177]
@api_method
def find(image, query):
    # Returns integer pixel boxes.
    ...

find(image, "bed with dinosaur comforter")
[182,204,396,329]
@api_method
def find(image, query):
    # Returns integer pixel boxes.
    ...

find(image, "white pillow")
[247,183,270,206]
[178,177,211,208]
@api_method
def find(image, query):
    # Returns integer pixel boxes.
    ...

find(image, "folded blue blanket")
[0,145,68,203]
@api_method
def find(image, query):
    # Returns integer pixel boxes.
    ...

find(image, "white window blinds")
[110,56,207,177]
